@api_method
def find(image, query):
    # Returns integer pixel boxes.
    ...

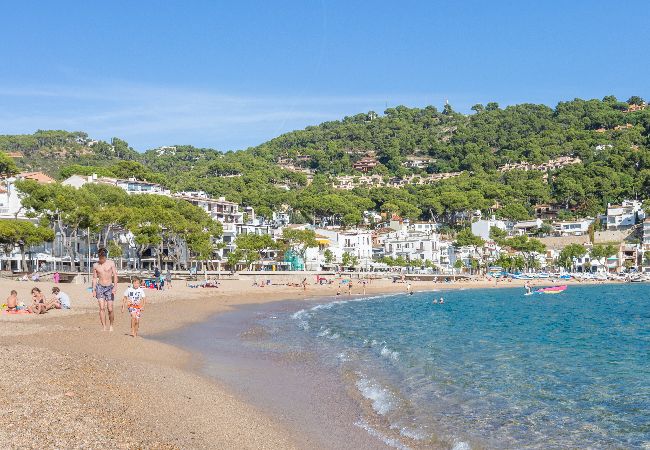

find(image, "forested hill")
[2,95,650,225]
[252,95,650,174]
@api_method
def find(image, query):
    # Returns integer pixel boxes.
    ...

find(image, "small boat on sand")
[536,285,567,295]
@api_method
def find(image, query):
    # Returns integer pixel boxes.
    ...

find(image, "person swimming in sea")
[432,297,438,304]
[439,297,444,304]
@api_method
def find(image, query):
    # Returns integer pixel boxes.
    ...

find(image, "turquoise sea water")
[286,285,650,448]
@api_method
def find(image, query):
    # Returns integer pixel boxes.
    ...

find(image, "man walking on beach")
[92,247,119,331]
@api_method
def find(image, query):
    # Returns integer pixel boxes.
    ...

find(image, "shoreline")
[1,276,633,448]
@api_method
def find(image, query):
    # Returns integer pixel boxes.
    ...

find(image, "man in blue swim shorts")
[92,248,119,332]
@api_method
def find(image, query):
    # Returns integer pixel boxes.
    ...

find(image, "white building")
[606,200,645,230]
[174,191,243,224]
[63,174,171,196]
[553,218,594,236]
[512,218,543,235]
[173,191,246,259]
[0,179,27,219]
[382,230,453,271]
[471,217,507,240]
[642,218,650,271]
[316,228,373,268]
[409,221,440,234]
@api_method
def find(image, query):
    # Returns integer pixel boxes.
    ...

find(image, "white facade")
[471,217,507,240]
[0,178,28,219]
[643,219,650,250]
[383,230,453,270]
[316,228,373,267]
[174,191,244,224]
[409,221,440,234]
[606,200,644,230]
[553,218,594,236]
[512,218,543,235]
[63,174,171,196]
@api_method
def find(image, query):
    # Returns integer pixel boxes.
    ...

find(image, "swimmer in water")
[440,297,444,304]
[432,298,438,304]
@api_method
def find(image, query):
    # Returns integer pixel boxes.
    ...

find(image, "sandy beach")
[0,275,617,449]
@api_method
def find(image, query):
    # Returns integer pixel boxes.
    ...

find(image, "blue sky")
[1,1,648,151]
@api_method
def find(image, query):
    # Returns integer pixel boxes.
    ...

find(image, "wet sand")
[0,275,616,448]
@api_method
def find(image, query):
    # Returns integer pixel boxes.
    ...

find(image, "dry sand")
[0,275,614,449]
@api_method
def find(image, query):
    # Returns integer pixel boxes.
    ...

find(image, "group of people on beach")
[6,247,149,337]
[5,286,71,314]
[153,267,172,290]
[92,247,146,337]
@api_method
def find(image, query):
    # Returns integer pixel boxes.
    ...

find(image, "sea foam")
[354,419,411,450]
[355,376,396,415]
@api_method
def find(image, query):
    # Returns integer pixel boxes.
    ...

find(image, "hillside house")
[512,219,543,235]
[553,218,593,236]
[606,200,644,230]
[17,171,55,184]
[625,102,646,113]
[63,174,170,196]
[402,156,433,169]
[352,157,378,173]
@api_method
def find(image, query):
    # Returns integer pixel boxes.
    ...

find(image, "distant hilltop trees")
[1,95,649,225]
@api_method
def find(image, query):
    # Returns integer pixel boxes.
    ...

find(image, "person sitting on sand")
[51,287,70,310]
[28,287,47,314]
[122,278,146,337]
[6,290,18,311]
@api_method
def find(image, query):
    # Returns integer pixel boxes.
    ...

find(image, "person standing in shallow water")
[92,248,118,332]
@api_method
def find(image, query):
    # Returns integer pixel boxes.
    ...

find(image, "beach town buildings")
[173,191,244,224]
[617,243,640,271]
[471,217,507,240]
[173,191,246,260]
[315,228,373,268]
[605,200,644,230]
[382,229,453,271]
[0,173,59,271]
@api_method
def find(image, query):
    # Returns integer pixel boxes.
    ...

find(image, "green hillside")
[2,95,650,225]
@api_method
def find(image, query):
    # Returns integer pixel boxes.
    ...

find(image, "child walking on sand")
[122,278,146,337]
